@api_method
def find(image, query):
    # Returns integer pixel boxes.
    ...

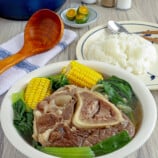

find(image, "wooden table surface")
[0,0,158,158]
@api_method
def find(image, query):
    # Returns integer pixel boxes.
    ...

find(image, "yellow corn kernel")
[24,77,51,109]
[62,61,103,88]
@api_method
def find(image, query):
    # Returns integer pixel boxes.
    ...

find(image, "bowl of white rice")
[77,31,157,75]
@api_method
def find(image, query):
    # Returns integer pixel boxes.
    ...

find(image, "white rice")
[86,33,157,74]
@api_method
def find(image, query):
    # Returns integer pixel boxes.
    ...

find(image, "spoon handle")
[0,50,27,74]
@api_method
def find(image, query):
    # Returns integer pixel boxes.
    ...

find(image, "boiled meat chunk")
[73,90,124,128]
[33,85,135,147]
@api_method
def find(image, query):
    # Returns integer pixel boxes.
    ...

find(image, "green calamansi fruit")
[66,8,76,21]
[77,5,89,16]
[75,14,89,24]
[76,5,89,24]
[66,6,90,24]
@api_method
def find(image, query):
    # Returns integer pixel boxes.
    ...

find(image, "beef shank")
[32,85,135,147]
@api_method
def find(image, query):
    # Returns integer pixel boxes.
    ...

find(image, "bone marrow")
[73,90,124,128]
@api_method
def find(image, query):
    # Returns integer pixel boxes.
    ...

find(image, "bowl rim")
[0,60,157,158]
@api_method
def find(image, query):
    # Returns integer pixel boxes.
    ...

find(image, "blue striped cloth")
[0,29,77,95]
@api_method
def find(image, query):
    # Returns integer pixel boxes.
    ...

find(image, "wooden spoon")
[0,9,64,74]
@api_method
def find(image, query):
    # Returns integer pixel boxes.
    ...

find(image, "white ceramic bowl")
[0,60,157,158]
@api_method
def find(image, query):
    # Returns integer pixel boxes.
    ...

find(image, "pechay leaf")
[91,130,131,156]
[97,76,136,108]
[48,74,69,90]
[12,93,33,139]
[94,76,137,122]
[36,146,95,158]
[13,99,26,120]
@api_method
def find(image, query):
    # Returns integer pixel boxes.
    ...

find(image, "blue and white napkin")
[0,29,77,95]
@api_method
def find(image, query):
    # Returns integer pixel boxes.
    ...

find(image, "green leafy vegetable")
[36,146,95,158]
[97,76,135,106]
[12,90,31,112]
[91,130,131,156]
[93,76,137,119]
[48,74,69,90]
[12,92,33,141]
[35,131,130,157]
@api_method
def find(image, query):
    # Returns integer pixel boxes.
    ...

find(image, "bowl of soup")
[0,60,157,158]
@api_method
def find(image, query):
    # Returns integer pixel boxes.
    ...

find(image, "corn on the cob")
[62,61,103,88]
[24,77,51,109]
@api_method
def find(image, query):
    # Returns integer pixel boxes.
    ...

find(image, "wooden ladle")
[0,9,64,74]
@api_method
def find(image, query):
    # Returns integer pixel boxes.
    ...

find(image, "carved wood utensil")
[0,9,64,74]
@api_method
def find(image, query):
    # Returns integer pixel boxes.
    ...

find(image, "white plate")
[76,21,158,90]
[60,7,98,28]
